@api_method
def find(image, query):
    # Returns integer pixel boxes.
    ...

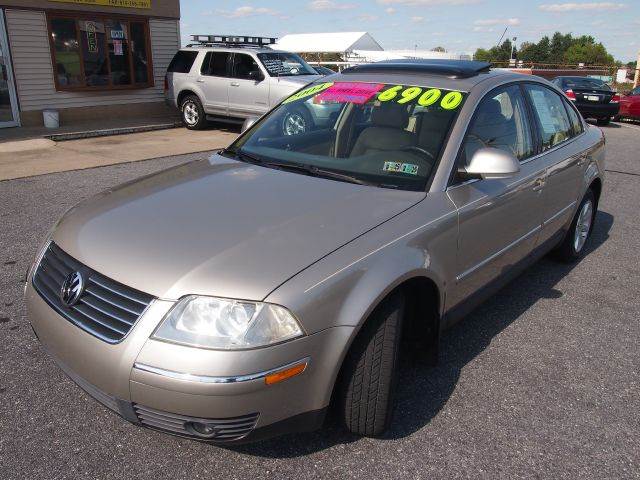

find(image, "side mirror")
[241,116,259,133]
[463,147,520,180]
[249,70,264,82]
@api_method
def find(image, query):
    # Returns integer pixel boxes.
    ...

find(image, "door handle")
[230,82,240,87]
[532,177,546,192]
[196,78,205,83]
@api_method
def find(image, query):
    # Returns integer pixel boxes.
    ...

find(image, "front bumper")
[575,101,620,119]
[26,281,353,443]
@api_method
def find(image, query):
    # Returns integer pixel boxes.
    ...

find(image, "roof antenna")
[495,26,508,47]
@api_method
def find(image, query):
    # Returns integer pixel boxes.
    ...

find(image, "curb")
[44,121,183,142]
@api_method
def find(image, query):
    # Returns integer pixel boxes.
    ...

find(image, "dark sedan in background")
[552,76,620,125]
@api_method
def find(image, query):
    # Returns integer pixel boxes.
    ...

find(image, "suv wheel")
[554,189,596,262]
[282,107,312,136]
[596,117,611,126]
[339,293,405,437]
[181,95,207,130]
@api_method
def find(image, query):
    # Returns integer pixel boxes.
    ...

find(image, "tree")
[473,32,616,65]
[564,40,614,65]
[473,39,514,62]
[431,46,446,52]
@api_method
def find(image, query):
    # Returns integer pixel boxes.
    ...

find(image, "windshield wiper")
[268,161,376,186]
[222,148,380,187]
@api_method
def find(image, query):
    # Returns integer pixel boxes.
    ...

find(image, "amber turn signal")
[264,361,308,385]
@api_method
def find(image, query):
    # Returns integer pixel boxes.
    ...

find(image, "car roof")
[328,65,522,93]
[179,46,287,54]
[555,76,606,81]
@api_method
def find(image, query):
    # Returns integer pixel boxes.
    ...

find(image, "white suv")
[165,35,322,132]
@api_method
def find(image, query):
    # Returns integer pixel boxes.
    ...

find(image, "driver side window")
[231,54,261,80]
[456,85,534,180]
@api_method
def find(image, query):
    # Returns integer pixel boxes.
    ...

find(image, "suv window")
[231,53,261,80]
[201,52,230,76]
[459,84,534,174]
[563,99,583,137]
[167,50,198,74]
[525,84,572,151]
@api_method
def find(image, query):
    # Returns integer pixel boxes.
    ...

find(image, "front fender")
[265,193,457,336]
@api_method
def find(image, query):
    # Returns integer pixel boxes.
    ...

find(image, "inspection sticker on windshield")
[317,82,384,105]
[383,162,419,175]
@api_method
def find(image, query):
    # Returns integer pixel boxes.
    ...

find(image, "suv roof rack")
[342,59,492,79]
[187,35,277,48]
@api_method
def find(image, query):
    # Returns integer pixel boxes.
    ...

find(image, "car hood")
[275,75,321,88]
[53,155,424,301]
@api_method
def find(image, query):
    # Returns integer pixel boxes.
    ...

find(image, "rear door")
[523,83,585,245]
[447,84,547,307]
[227,53,270,118]
[198,51,231,116]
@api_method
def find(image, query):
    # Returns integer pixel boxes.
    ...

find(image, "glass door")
[0,10,20,128]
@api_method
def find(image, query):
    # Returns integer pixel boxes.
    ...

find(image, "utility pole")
[634,50,640,88]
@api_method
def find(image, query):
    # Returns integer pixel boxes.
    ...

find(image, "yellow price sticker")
[378,86,463,110]
[441,91,463,110]
[283,82,334,104]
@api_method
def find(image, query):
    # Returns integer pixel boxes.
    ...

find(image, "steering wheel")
[401,146,435,161]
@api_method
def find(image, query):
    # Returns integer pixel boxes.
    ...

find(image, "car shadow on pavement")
[229,211,613,459]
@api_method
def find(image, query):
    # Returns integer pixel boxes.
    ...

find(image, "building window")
[48,13,153,91]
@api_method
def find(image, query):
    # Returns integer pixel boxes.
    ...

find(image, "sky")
[178,1,640,62]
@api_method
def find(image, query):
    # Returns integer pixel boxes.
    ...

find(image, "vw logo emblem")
[60,271,85,307]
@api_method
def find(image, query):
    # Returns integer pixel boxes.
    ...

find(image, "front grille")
[32,242,155,344]
[134,404,260,441]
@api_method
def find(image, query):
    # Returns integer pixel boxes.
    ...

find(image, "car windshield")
[226,81,466,191]
[257,52,318,77]
[563,77,611,90]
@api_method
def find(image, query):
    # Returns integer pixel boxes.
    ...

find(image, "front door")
[523,83,585,244]
[227,53,269,118]
[199,51,230,116]
[447,83,546,307]
[0,10,20,128]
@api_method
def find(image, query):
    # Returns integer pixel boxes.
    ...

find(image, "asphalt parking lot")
[1,123,639,479]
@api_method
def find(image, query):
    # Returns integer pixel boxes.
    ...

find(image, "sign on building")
[51,0,151,9]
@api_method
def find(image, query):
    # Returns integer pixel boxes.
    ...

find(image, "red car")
[618,86,640,121]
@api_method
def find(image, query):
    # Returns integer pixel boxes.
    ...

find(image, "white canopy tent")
[275,32,383,54]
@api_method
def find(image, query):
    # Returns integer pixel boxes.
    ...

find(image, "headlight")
[153,296,305,350]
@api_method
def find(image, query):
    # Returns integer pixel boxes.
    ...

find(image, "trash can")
[43,109,60,129]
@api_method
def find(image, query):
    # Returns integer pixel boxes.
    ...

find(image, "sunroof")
[342,60,492,79]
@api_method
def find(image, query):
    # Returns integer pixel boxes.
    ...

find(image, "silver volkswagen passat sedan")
[26,60,604,443]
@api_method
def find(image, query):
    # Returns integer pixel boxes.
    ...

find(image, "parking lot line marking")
[613,122,640,131]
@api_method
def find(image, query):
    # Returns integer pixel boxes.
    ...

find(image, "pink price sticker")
[316,82,384,105]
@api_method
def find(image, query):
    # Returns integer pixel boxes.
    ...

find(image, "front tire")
[181,95,207,130]
[281,107,313,136]
[597,117,611,126]
[339,293,405,437]
[554,189,596,262]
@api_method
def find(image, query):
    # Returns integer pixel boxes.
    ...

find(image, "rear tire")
[554,189,596,262]
[181,95,207,130]
[596,117,611,126]
[339,293,405,437]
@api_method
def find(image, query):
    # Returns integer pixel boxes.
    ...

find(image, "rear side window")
[563,99,584,137]
[460,84,534,169]
[524,84,572,151]
[167,51,198,74]
[201,52,230,76]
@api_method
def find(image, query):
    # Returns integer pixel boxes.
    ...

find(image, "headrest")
[371,102,410,128]
[476,99,505,124]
